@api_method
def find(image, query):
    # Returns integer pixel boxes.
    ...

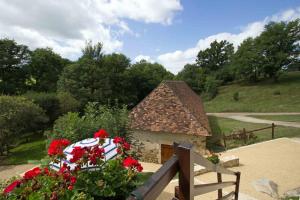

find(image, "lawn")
[204,72,300,112]
[208,116,300,150]
[249,115,300,123]
[0,134,46,165]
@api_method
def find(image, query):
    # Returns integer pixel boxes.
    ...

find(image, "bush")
[24,92,80,124]
[204,77,219,100]
[46,102,129,144]
[233,92,239,101]
[24,92,60,123]
[0,96,48,155]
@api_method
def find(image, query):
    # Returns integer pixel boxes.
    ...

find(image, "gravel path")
[0,164,37,180]
[208,112,300,128]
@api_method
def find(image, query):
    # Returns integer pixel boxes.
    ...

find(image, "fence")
[223,123,276,149]
[127,143,241,200]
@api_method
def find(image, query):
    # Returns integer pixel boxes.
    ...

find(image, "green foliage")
[47,103,129,143]
[207,116,223,148]
[127,60,174,106]
[0,38,31,94]
[57,92,80,114]
[177,64,206,93]
[196,40,234,73]
[233,92,239,101]
[257,19,300,81]
[0,96,48,155]
[204,77,219,100]
[28,48,70,92]
[207,154,220,164]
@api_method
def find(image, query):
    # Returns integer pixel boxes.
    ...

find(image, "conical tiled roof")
[130,80,211,136]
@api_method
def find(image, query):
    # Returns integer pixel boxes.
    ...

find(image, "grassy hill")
[204,71,300,112]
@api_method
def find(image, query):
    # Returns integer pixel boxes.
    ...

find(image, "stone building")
[130,80,211,163]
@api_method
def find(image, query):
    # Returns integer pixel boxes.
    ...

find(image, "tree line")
[0,19,299,106]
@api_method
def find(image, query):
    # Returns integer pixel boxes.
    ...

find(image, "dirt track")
[208,113,300,128]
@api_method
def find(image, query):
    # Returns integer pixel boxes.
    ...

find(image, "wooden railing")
[127,143,241,200]
[223,123,276,149]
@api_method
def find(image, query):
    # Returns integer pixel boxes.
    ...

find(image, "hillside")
[204,72,300,112]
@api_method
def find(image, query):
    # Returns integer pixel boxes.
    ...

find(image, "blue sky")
[0,0,299,73]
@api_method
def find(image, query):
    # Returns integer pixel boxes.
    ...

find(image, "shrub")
[233,92,239,101]
[0,96,48,155]
[204,77,219,100]
[46,102,129,144]
[1,130,143,200]
[207,153,220,164]
[24,92,80,124]
[24,92,60,123]
[57,92,80,114]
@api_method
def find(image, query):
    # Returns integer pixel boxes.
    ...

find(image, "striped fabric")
[49,138,118,171]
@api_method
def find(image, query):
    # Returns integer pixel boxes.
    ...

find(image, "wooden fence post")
[234,172,241,200]
[243,128,247,144]
[271,123,275,139]
[176,144,194,200]
[217,173,222,199]
[223,133,227,150]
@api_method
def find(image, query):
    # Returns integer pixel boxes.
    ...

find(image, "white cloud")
[0,0,182,59]
[157,7,300,74]
[134,55,154,63]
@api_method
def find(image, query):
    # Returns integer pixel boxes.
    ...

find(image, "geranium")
[3,180,21,194]
[94,129,109,139]
[123,156,143,172]
[23,167,41,180]
[89,146,105,165]
[113,136,124,144]
[122,142,131,150]
[48,139,70,156]
[70,146,86,163]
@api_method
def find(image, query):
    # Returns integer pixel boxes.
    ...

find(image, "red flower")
[123,142,131,150]
[89,146,104,165]
[70,147,85,163]
[44,167,50,175]
[23,167,41,179]
[113,136,124,144]
[94,129,109,139]
[68,185,73,190]
[70,176,77,184]
[123,156,143,172]
[48,139,70,156]
[3,180,21,194]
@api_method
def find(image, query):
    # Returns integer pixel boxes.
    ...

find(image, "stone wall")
[131,130,207,163]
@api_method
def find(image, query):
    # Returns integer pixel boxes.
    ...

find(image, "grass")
[249,115,300,123]
[208,116,300,150]
[0,134,46,165]
[204,72,300,112]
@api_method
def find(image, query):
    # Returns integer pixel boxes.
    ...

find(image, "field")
[0,134,46,165]
[204,72,300,112]
[208,116,300,149]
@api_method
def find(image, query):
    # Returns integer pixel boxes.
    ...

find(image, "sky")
[0,0,299,74]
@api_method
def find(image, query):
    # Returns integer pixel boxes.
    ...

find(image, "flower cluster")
[2,129,143,199]
[48,139,70,156]
[123,156,143,172]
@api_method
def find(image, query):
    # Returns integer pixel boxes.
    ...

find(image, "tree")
[232,38,263,82]
[196,40,234,73]
[176,64,206,93]
[58,41,131,105]
[0,96,48,155]
[257,19,300,81]
[28,48,70,92]
[0,38,31,94]
[126,60,174,106]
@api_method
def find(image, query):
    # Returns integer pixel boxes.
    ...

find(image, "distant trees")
[28,48,70,92]
[0,39,31,94]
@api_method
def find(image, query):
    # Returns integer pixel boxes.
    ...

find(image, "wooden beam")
[234,172,241,200]
[217,173,222,199]
[177,143,194,200]
[128,155,179,200]
[194,182,236,196]
[218,191,235,200]
[193,152,236,175]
